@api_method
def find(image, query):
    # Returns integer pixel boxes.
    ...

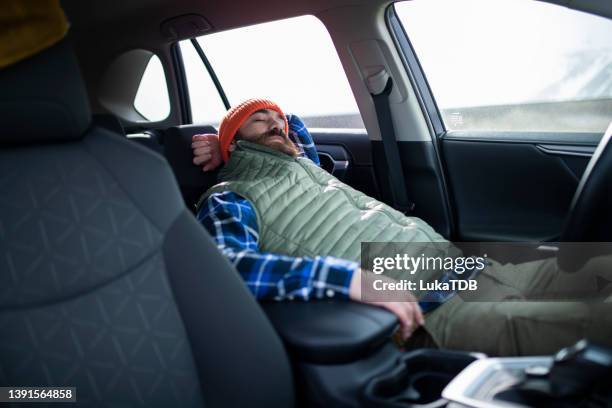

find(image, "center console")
[362,349,482,407]
[444,340,612,408]
[263,301,480,407]
[262,302,612,407]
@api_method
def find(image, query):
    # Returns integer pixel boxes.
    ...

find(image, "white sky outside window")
[395,0,612,109]
[180,41,228,125]
[182,15,363,127]
[146,3,611,131]
[134,55,170,121]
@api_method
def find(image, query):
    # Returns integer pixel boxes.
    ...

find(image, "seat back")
[127,129,166,156]
[92,113,125,135]
[164,125,221,211]
[0,39,294,407]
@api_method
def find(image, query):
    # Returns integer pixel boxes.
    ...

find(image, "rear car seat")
[92,113,165,158]
[163,125,221,212]
[118,122,217,211]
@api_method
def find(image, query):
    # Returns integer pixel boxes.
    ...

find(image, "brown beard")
[250,128,299,157]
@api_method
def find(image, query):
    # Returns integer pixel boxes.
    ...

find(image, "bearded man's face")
[234,109,299,157]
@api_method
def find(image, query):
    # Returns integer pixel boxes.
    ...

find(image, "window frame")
[133,53,172,122]
[189,38,231,111]
[172,40,230,125]
[174,15,366,129]
[170,42,193,124]
[386,4,446,137]
[389,0,612,136]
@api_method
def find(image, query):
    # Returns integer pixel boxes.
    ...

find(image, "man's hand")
[192,134,223,171]
[349,269,424,340]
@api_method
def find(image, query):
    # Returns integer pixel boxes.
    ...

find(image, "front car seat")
[0,38,294,407]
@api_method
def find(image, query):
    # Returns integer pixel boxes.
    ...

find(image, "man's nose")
[268,117,283,131]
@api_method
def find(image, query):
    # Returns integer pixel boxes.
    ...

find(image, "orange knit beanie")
[218,99,288,162]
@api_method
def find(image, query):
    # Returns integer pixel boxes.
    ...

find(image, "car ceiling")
[62,0,611,40]
[61,0,610,121]
[61,0,612,73]
[62,0,388,43]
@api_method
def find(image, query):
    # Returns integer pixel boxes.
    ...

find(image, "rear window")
[133,54,170,122]
[180,15,365,129]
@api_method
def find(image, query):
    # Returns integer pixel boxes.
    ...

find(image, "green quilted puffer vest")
[201,141,448,265]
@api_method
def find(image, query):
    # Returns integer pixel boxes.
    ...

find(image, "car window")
[180,15,365,129]
[178,40,229,127]
[395,0,612,133]
[133,54,171,121]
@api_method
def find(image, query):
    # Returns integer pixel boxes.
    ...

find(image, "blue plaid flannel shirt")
[197,114,354,301]
[197,114,465,309]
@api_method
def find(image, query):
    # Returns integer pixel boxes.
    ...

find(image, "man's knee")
[431,301,595,356]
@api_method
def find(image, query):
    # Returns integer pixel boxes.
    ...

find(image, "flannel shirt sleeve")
[286,114,320,166]
[196,191,356,301]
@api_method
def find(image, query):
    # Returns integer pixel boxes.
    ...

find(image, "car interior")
[1,0,612,406]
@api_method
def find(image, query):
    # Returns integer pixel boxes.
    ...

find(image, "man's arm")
[286,114,320,165]
[198,191,424,338]
[192,114,320,171]
[197,191,356,301]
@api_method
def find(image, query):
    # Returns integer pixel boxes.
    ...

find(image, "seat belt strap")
[371,76,415,214]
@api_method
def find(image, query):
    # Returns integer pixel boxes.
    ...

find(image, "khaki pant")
[417,255,612,356]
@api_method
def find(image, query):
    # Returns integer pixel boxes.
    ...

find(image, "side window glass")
[395,0,612,133]
[179,41,228,125]
[134,55,171,121]
[180,15,365,129]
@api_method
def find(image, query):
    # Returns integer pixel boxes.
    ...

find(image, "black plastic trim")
[310,130,371,166]
[443,130,603,146]
[262,301,398,365]
[190,38,231,110]
[170,43,192,124]
[536,144,596,157]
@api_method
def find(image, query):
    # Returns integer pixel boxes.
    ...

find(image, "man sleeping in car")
[192,98,612,356]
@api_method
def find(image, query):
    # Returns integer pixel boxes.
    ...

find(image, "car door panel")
[310,130,382,202]
[372,141,454,239]
[440,131,600,242]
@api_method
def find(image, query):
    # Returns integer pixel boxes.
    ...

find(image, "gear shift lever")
[548,339,612,397]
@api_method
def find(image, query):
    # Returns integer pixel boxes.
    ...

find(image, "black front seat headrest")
[0,38,90,145]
